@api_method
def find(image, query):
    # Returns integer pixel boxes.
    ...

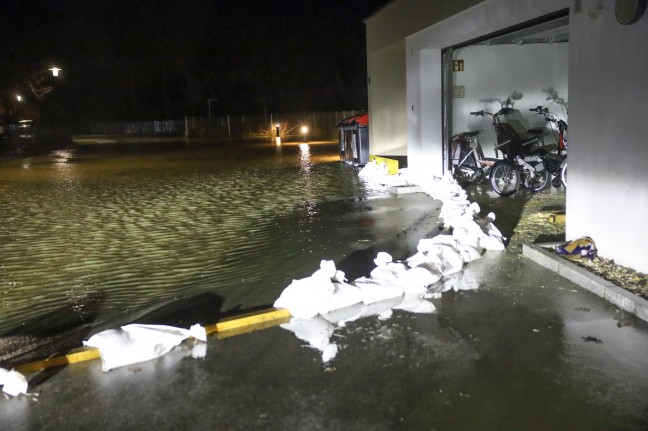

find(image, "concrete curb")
[387,185,422,194]
[523,242,648,322]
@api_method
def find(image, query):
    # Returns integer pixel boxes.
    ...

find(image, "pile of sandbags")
[275,164,506,362]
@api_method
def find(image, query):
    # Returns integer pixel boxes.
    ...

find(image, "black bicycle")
[471,99,552,196]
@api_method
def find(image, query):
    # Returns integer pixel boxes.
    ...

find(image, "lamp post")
[301,125,309,143]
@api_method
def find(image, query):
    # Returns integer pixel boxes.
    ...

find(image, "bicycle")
[449,130,499,186]
[471,99,551,196]
[529,105,568,188]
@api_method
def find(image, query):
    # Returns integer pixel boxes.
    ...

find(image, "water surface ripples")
[0,141,373,334]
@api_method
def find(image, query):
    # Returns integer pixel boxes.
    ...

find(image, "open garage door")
[443,14,569,175]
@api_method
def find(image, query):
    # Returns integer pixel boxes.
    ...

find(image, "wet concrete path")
[3,188,648,430]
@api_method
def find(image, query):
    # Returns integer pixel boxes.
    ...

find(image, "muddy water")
[0,141,390,336]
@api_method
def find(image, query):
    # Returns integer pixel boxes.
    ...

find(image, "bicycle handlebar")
[530,106,547,114]
[470,110,495,116]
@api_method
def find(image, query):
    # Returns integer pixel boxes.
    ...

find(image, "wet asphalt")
[2,188,648,431]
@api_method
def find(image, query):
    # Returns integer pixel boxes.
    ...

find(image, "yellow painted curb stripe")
[16,347,101,374]
[205,307,292,339]
[370,155,399,175]
[14,308,292,374]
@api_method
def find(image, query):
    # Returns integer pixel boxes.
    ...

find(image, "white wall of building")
[367,41,409,156]
[452,43,569,158]
[365,0,485,158]
[568,0,648,272]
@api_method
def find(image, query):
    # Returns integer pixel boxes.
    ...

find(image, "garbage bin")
[338,113,369,166]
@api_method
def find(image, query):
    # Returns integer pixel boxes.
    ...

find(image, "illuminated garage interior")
[446,16,569,164]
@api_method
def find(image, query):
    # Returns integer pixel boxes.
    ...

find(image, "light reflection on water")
[0,141,371,335]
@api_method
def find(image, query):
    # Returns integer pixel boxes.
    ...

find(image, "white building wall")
[568,1,648,272]
[365,0,486,159]
[367,42,408,157]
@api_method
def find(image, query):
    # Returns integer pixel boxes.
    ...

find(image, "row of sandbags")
[273,162,505,362]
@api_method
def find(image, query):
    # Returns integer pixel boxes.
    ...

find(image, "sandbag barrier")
[272,161,505,362]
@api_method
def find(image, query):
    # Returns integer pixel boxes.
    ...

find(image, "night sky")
[1,0,390,125]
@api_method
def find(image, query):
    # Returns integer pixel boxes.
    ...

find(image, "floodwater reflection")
[0,140,373,336]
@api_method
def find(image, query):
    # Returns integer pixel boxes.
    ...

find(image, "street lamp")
[49,67,62,77]
[301,125,309,143]
[15,95,22,102]
[275,123,281,145]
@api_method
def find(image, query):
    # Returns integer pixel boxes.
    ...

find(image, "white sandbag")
[452,218,486,250]
[373,252,409,274]
[393,294,437,314]
[435,244,465,275]
[321,302,366,326]
[409,237,465,276]
[374,252,391,267]
[398,265,442,293]
[280,316,338,363]
[358,296,404,320]
[358,160,388,180]
[273,260,337,319]
[369,264,407,286]
[313,259,337,280]
[440,270,481,292]
[417,234,459,249]
[358,161,408,188]
[477,212,506,251]
[84,323,206,371]
[406,251,437,268]
[353,276,404,304]
[417,172,464,201]
[0,368,28,397]
[457,243,483,262]
[325,282,363,313]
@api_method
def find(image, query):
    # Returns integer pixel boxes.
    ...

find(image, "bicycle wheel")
[560,161,567,188]
[522,164,550,192]
[489,160,520,196]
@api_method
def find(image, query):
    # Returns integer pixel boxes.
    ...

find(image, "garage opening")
[443,13,569,175]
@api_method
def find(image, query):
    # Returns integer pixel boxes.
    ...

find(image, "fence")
[88,120,185,135]
[88,110,365,141]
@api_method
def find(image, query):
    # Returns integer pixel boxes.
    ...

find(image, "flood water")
[0,140,387,338]
[3,140,648,430]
